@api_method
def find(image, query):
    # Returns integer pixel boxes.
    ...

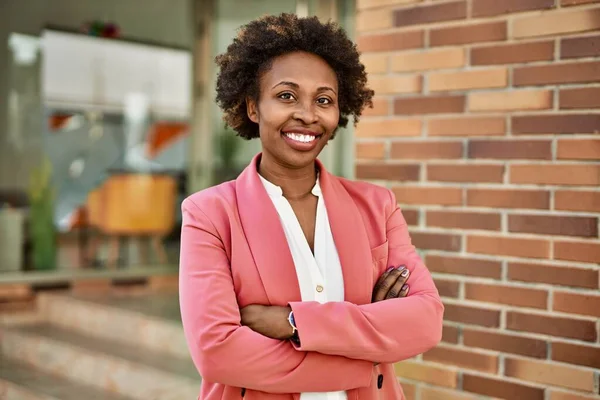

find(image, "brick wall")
[355,0,600,399]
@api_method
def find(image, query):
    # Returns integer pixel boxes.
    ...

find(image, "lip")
[281,127,322,136]
[281,129,323,152]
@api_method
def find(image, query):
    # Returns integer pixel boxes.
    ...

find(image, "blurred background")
[0,0,598,399]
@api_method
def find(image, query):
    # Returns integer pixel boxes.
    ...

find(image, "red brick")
[394,1,466,27]
[442,324,460,344]
[512,114,600,134]
[355,163,420,181]
[356,142,385,160]
[552,341,600,369]
[551,392,600,400]
[427,210,500,231]
[469,90,553,112]
[425,255,502,279]
[390,141,463,160]
[510,165,600,186]
[411,232,462,251]
[391,48,465,72]
[421,387,481,400]
[505,357,595,392]
[471,41,554,66]
[467,235,550,259]
[472,0,554,17]
[431,21,507,46]
[554,241,600,264]
[402,208,419,226]
[357,8,393,32]
[507,311,597,341]
[550,391,600,400]
[363,97,389,117]
[555,190,600,213]
[467,189,550,209]
[509,214,598,237]
[463,328,547,358]
[468,139,551,160]
[465,283,548,309]
[392,186,463,206]
[560,87,600,109]
[557,139,600,160]
[562,0,600,4]
[424,345,498,373]
[515,8,600,38]
[554,292,600,318]
[394,361,458,388]
[429,68,508,92]
[444,303,500,327]
[358,30,424,52]
[356,0,423,10]
[394,95,465,115]
[561,34,600,59]
[434,278,460,298]
[356,118,422,138]
[463,374,544,400]
[514,61,600,86]
[428,117,505,136]
[508,262,599,289]
[361,53,388,74]
[428,164,504,183]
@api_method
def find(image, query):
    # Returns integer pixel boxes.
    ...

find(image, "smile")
[283,132,321,143]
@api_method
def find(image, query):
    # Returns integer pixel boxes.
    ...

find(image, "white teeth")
[284,132,317,143]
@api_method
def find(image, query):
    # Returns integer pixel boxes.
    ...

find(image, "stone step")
[38,291,189,358]
[1,322,200,400]
[0,357,136,400]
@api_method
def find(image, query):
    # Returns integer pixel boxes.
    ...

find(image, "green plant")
[27,156,56,270]
[213,128,242,183]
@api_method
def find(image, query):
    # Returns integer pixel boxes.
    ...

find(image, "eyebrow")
[272,81,337,94]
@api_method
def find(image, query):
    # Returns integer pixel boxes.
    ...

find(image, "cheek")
[323,108,340,133]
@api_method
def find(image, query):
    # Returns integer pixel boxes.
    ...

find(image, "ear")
[246,97,259,123]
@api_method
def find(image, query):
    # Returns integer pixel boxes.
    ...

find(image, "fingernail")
[386,267,394,272]
[401,268,409,277]
[402,284,409,291]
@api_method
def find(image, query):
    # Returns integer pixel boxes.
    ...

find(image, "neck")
[258,154,317,200]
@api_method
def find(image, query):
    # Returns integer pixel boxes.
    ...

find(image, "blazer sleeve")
[289,190,444,364]
[178,198,373,393]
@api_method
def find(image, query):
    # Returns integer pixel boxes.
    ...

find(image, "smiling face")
[247,51,340,172]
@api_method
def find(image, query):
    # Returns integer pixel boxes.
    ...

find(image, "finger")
[398,284,410,298]
[382,267,410,300]
[384,269,409,300]
[372,267,396,301]
[373,267,404,302]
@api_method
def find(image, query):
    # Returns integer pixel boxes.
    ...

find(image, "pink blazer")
[179,154,444,400]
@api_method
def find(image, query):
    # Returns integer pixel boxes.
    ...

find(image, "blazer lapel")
[235,154,302,306]
[318,160,373,306]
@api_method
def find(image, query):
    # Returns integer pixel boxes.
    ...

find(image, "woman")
[179,13,443,400]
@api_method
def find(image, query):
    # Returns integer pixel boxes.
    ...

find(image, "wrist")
[287,310,300,345]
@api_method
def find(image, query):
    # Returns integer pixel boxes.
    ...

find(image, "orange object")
[146,122,188,158]
[98,173,176,235]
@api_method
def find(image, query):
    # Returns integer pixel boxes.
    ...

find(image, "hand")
[372,266,410,303]
[240,304,294,340]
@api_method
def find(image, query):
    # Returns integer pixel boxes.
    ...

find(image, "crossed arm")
[179,192,443,392]
[179,198,373,393]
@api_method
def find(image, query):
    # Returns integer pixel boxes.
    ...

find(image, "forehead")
[260,51,338,90]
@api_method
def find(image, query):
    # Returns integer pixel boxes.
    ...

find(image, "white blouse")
[259,174,347,400]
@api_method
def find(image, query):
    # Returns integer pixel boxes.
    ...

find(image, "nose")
[293,101,318,124]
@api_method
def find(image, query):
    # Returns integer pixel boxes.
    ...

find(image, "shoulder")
[336,177,396,216]
[182,180,237,218]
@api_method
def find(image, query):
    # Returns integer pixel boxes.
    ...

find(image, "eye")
[278,92,295,101]
[317,97,332,105]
